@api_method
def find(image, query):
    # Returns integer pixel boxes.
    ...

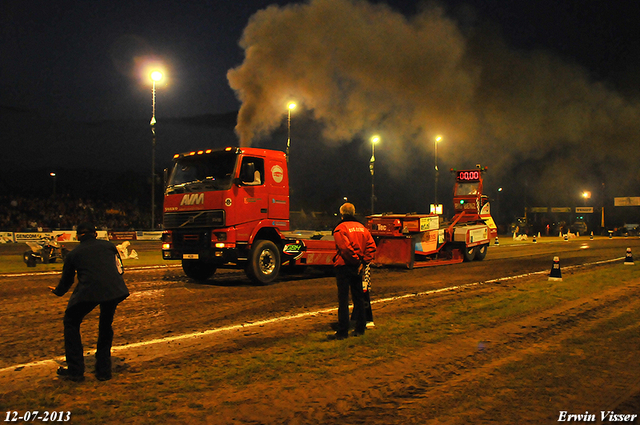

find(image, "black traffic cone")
[533,234,537,243]
[549,256,562,281]
[624,248,634,265]
[495,237,499,246]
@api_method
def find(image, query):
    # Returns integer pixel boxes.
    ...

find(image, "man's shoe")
[351,330,365,337]
[366,321,375,329]
[95,373,112,381]
[56,367,85,382]
[328,332,348,341]
[331,321,355,332]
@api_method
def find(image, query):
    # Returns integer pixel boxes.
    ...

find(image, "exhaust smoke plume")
[228,0,640,206]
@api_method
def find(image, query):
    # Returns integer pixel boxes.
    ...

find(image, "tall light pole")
[370,135,380,214]
[601,182,606,232]
[50,172,57,197]
[497,187,503,227]
[434,135,442,207]
[286,102,296,163]
[150,70,163,230]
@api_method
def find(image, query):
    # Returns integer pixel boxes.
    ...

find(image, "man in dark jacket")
[331,203,376,339]
[49,223,129,382]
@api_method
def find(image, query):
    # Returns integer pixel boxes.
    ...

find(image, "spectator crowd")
[0,195,155,231]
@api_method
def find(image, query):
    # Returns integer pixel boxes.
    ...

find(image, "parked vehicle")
[571,221,588,234]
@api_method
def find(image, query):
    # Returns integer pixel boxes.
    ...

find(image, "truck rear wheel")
[246,240,281,285]
[474,244,488,261]
[182,259,217,281]
[463,245,476,262]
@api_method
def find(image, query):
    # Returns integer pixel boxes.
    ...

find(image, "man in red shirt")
[331,203,376,339]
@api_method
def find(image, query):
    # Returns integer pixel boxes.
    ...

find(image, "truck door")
[266,157,289,220]
[234,156,268,230]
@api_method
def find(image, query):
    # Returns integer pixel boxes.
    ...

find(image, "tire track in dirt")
[256,275,640,425]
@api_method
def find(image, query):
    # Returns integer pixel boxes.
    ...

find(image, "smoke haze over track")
[228,0,640,205]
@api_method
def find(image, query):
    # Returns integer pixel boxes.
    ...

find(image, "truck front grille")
[163,210,225,229]
[171,230,211,251]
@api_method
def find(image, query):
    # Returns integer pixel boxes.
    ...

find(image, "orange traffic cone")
[624,248,634,265]
[549,256,562,281]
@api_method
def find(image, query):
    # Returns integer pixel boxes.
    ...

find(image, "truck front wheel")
[182,259,217,281]
[246,240,281,285]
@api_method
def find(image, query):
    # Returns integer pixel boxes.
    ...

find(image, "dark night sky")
[2,0,640,222]
[3,0,639,121]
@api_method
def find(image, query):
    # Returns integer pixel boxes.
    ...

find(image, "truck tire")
[463,245,476,262]
[474,244,488,261]
[182,259,217,281]
[246,240,281,285]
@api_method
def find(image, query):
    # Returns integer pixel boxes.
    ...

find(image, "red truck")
[161,147,336,284]
[161,147,497,283]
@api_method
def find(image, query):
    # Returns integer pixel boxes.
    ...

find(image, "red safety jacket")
[333,216,376,267]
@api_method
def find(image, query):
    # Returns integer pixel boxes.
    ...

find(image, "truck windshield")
[166,151,237,193]
[455,182,480,196]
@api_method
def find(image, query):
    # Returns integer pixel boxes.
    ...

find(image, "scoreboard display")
[455,170,481,182]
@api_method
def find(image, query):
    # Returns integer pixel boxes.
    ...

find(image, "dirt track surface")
[199,271,640,425]
[2,237,640,424]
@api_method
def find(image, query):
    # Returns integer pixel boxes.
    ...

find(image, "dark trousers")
[351,290,374,323]
[335,265,366,335]
[63,299,121,376]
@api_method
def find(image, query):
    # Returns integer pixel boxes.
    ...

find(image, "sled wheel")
[463,245,476,262]
[474,244,488,261]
